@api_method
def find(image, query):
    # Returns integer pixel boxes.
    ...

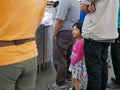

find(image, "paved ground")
[35,60,119,90]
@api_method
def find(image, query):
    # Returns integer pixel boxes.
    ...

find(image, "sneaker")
[106,82,120,89]
[69,85,84,90]
[80,85,84,90]
[111,77,120,85]
[47,83,66,90]
[65,78,72,83]
[66,75,72,82]
[69,87,75,90]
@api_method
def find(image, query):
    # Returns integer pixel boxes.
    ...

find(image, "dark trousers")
[53,30,74,86]
[84,39,110,90]
[111,29,120,84]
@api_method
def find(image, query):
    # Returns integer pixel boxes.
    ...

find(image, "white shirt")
[82,0,119,40]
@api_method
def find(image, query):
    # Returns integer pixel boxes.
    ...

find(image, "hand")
[88,3,96,13]
[53,35,57,40]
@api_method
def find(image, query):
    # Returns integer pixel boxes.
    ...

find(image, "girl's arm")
[71,40,84,65]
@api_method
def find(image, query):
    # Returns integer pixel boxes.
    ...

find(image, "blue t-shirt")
[80,11,86,23]
[118,4,120,29]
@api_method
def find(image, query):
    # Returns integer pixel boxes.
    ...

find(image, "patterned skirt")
[69,60,87,81]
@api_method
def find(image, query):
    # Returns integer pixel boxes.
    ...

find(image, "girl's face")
[72,25,81,38]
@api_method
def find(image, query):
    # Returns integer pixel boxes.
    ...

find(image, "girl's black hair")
[72,22,83,34]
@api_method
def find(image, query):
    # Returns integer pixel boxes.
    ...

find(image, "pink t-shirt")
[70,39,84,65]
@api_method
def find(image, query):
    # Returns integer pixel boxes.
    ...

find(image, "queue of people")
[48,0,120,90]
[0,0,120,90]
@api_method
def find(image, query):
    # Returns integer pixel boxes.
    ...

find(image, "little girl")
[69,22,87,90]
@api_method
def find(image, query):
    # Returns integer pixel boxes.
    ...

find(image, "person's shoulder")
[78,39,84,45]
[80,38,84,42]
[76,39,83,44]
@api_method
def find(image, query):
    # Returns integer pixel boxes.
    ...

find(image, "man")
[81,0,119,90]
[107,2,120,89]
[48,0,80,89]
[0,0,46,90]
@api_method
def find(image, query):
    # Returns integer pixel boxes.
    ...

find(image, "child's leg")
[73,78,81,90]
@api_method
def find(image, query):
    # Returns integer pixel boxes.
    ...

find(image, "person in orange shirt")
[0,0,46,90]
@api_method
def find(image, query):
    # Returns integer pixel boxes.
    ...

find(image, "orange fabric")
[0,0,46,66]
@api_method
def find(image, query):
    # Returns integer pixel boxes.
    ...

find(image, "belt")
[0,38,35,47]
